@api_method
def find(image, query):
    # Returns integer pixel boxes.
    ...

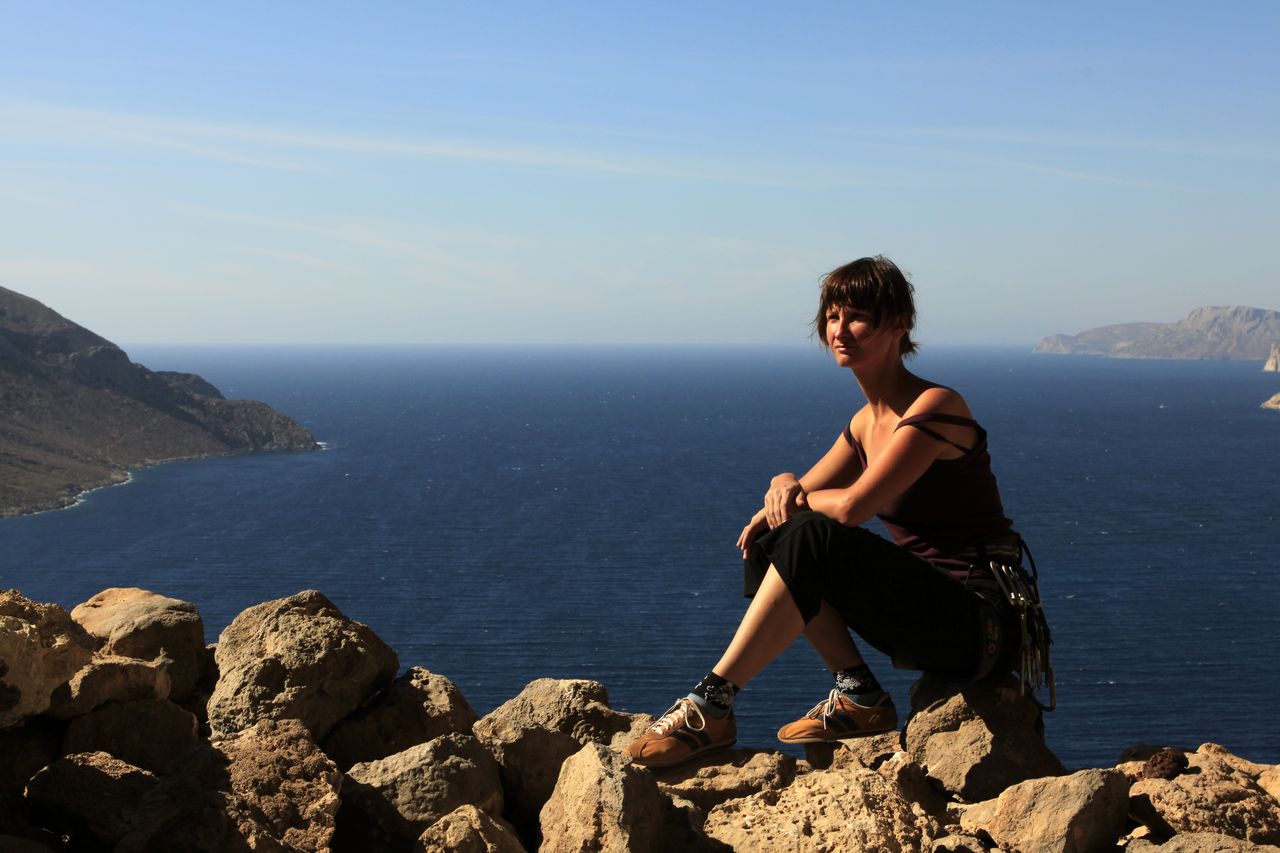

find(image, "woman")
[626,255,1030,769]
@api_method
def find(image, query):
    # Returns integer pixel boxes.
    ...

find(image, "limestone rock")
[878,750,950,820]
[704,764,927,852]
[1264,342,1280,372]
[63,699,200,774]
[117,718,341,852]
[538,743,665,853]
[24,752,159,847]
[1130,744,1280,845]
[805,730,904,771]
[472,679,643,841]
[650,747,804,812]
[346,733,503,836]
[1126,833,1280,852]
[0,591,96,726]
[70,587,206,701]
[1258,767,1280,803]
[322,666,478,769]
[1263,392,1280,411]
[417,805,526,853]
[959,768,1130,853]
[46,654,171,719]
[905,674,1065,801]
[207,590,398,740]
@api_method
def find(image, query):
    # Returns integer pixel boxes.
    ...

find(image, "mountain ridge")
[1035,305,1280,360]
[0,286,318,517]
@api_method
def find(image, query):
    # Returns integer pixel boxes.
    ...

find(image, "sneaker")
[775,688,898,744]
[625,697,737,768]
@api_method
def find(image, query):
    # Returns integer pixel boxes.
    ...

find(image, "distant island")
[0,287,318,517]
[1265,393,1280,412]
[1035,305,1280,360]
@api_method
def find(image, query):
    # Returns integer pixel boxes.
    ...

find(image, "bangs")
[812,255,918,356]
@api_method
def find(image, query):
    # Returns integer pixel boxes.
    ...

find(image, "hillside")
[0,287,317,516]
[1035,305,1280,360]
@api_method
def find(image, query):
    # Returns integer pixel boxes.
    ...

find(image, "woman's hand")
[736,508,769,559]
[764,473,806,529]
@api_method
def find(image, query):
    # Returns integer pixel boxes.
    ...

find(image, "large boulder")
[62,698,200,774]
[24,752,160,848]
[46,654,171,719]
[117,718,342,852]
[538,743,665,853]
[649,747,805,812]
[1129,743,1280,845]
[207,590,398,739]
[70,588,206,702]
[472,679,644,842]
[959,768,1130,853]
[345,733,504,837]
[0,591,95,726]
[417,805,526,853]
[322,666,478,769]
[904,674,1065,801]
[703,764,929,852]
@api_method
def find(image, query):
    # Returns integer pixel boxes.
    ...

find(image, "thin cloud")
[2,97,811,187]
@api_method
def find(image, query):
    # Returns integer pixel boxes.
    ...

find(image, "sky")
[1,3,1277,345]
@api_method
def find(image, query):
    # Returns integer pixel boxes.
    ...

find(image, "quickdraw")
[988,538,1056,712]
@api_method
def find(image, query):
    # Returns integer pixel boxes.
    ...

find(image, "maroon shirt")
[843,413,1014,579]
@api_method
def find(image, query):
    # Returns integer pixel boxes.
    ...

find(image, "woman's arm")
[805,391,968,526]
[763,419,862,528]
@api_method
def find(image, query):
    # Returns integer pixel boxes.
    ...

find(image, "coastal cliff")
[1264,344,1280,372]
[1035,305,1280,360]
[0,287,318,517]
[3,586,1278,852]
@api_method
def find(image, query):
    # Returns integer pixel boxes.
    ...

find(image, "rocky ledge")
[0,286,318,518]
[2,587,1278,853]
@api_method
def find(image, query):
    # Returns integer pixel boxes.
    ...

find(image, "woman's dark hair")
[813,255,918,357]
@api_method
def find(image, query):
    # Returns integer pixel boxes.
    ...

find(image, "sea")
[3,344,1278,770]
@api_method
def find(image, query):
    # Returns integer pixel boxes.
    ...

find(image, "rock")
[70,588,206,701]
[1130,744,1280,845]
[878,750,950,820]
[0,591,96,726]
[0,835,59,852]
[24,752,159,847]
[417,805,526,853]
[63,699,200,774]
[117,718,341,852]
[322,666,479,769]
[959,768,1130,853]
[704,764,928,852]
[1126,833,1280,852]
[0,719,67,846]
[207,590,398,740]
[1259,767,1280,802]
[931,834,986,853]
[472,679,643,842]
[805,729,903,771]
[1142,747,1190,780]
[649,747,804,812]
[46,654,171,719]
[1264,343,1280,372]
[538,743,665,853]
[346,733,504,836]
[905,674,1065,801]
[1263,392,1280,411]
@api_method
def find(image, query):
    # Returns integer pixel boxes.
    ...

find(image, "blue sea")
[4,345,1278,770]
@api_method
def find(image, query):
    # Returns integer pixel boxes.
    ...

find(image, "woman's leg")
[803,600,865,672]
[711,564,806,688]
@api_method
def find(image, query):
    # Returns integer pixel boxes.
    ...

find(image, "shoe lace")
[804,688,843,730]
[651,698,706,736]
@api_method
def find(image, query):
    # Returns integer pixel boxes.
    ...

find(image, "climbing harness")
[988,538,1056,712]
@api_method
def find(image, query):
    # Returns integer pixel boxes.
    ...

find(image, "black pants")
[744,511,1013,681]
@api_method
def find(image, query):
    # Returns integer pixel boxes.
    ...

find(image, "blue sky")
[2,3,1277,344]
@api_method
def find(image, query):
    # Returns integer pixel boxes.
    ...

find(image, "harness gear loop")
[987,537,1056,712]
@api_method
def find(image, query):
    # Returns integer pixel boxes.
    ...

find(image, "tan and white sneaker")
[776,689,898,744]
[625,697,737,768]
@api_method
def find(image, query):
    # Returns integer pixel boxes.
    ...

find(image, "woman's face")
[825,304,903,368]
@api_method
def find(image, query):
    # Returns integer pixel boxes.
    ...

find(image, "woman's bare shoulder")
[905,383,975,419]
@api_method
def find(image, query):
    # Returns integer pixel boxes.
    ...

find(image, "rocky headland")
[1264,345,1280,372]
[0,287,318,517]
[1035,306,1280,361]
[3,587,1278,852]
[1263,393,1280,412]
